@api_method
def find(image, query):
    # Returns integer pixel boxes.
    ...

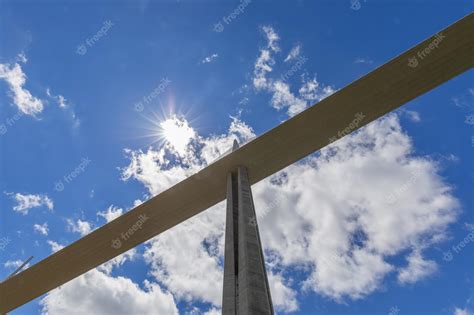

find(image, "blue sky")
[0,1,473,314]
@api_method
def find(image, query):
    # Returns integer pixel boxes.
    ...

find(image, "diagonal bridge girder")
[1,13,472,314]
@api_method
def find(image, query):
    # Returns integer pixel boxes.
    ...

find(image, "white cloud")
[262,26,280,52]
[397,249,437,284]
[354,57,374,65]
[268,272,298,312]
[252,26,334,116]
[284,45,301,62]
[121,147,190,197]
[123,114,459,313]
[252,114,458,301]
[45,87,80,128]
[200,116,255,164]
[16,52,28,63]
[0,56,44,115]
[98,249,137,275]
[399,109,421,122]
[97,205,124,223]
[452,89,474,112]
[465,223,474,231]
[67,219,93,236]
[4,259,29,270]
[455,308,472,315]
[34,223,49,236]
[298,76,335,103]
[6,192,53,215]
[201,53,219,64]
[143,205,225,306]
[121,116,255,196]
[122,117,260,308]
[40,269,178,315]
[47,240,65,253]
[253,26,280,90]
[114,23,462,308]
[46,88,68,108]
[121,113,459,309]
[270,80,307,116]
[203,308,221,315]
[253,48,275,90]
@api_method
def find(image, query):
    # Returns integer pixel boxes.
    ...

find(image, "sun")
[158,115,196,156]
[134,98,199,155]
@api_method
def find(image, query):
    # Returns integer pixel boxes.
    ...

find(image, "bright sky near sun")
[0,1,473,315]
[160,116,196,156]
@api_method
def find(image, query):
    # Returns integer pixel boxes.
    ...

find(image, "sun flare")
[159,116,196,156]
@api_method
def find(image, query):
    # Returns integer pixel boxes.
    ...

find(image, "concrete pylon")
[222,140,274,315]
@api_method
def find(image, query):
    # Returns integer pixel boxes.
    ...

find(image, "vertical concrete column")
[222,140,273,314]
[222,171,238,314]
[237,166,273,314]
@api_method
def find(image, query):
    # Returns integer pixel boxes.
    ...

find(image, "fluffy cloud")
[97,205,124,223]
[47,240,65,253]
[40,269,178,315]
[122,116,299,312]
[201,53,219,64]
[284,45,301,62]
[122,112,459,310]
[0,56,44,115]
[397,249,437,284]
[45,87,80,128]
[46,88,68,108]
[262,26,280,52]
[41,235,174,315]
[67,219,93,236]
[298,76,335,103]
[98,249,137,275]
[270,80,307,116]
[268,272,299,312]
[252,26,334,116]
[34,223,49,236]
[252,114,458,301]
[143,205,225,306]
[354,57,374,65]
[121,116,254,196]
[4,259,29,270]
[253,30,277,90]
[455,308,473,315]
[123,119,243,306]
[6,192,53,215]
